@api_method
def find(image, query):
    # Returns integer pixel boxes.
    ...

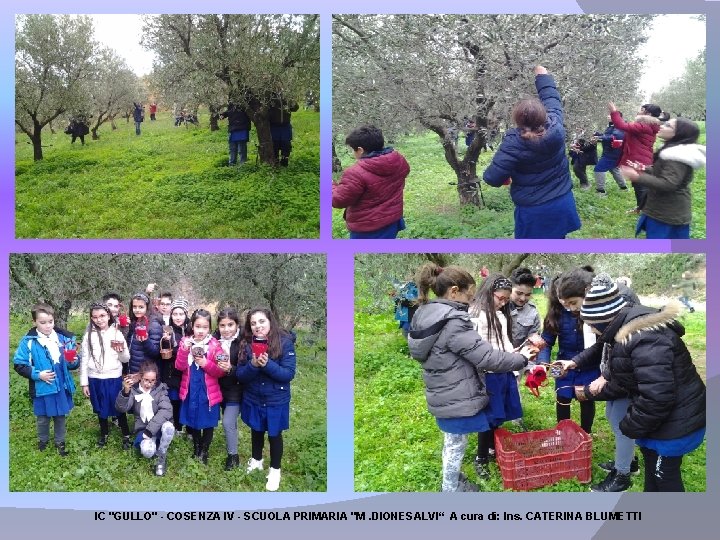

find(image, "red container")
[251,342,268,357]
[135,326,148,339]
[494,419,592,491]
[63,349,77,362]
[118,314,129,327]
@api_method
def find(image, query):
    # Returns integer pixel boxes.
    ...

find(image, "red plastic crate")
[494,419,592,491]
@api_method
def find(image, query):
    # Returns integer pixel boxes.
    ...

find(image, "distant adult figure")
[65,114,90,145]
[268,95,300,166]
[219,102,251,166]
[569,138,598,190]
[672,271,698,313]
[483,65,581,239]
[149,102,157,121]
[592,115,628,196]
[133,102,144,136]
[173,103,183,127]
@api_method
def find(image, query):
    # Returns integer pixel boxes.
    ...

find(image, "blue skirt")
[514,190,581,239]
[637,427,705,457]
[436,409,490,434]
[33,362,74,417]
[179,364,220,429]
[241,400,289,437]
[88,377,122,419]
[484,372,523,427]
[554,367,602,399]
[635,214,690,239]
[349,218,406,239]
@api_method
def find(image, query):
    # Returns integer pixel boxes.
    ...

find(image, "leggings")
[222,403,240,454]
[99,414,130,437]
[639,447,685,492]
[477,428,496,459]
[442,432,468,492]
[191,427,214,448]
[556,397,596,433]
[251,429,283,469]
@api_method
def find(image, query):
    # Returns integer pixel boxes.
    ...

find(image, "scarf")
[219,330,239,355]
[37,331,62,364]
[134,387,155,423]
[188,335,211,366]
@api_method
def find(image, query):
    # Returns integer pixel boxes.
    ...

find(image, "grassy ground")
[333,123,706,239]
[15,111,319,239]
[9,314,327,492]
[354,294,706,492]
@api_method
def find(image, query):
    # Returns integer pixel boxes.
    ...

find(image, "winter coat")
[236,334,296,407]
[175,337,225,407]
[13,328,79,400]
[596,124,625,162]
[115,381,174,437]
[213,330,244,403]
[610,111,659,166]
[509,301,541,348]
[127,318,162,374]
[66,120,89,137]
[408,299,527,419]
[332,149,410,233]
[569,141,598,167]
[133,104,144,123]
[80,327,130,385]
[483,74,572,207]
[572,302,705,440]
[537,310,585,363]
[634,144,706,225]
[161,322,188,390]
[220,106,251,133]
[268,99,299,127]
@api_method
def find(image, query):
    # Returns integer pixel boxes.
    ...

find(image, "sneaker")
[122,436,132,450]
[55,442,69,457]
[488,448,496,461]
[590,469,632,492]
[266,467,281,491]
[598,456,640,475]
[457,472,480,492]
[225,454,240,471]
[246,457,264,473]
[97,434,109,448]
[155,453,167,476]
[596,189,607,197]
[474,456,490,479]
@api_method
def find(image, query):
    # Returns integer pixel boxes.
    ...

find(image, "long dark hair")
[129,293,150,326]
[542,275,581,336]
[470,273,512,349]
[170,306,191,339]
[86,302,116,369]
[554,265,594,301]
[654,117,700,161]
[240,307,287,362]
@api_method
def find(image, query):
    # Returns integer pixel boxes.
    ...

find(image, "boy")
[332,125,410,239]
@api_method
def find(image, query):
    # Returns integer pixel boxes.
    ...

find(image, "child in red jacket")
[332,125,410,238]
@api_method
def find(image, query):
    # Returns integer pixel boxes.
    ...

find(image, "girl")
[557,274,705,492]
[80,303,132,449]
[115,361,175,476]
[165,298,192,433]
[483,66,581,239]
[236,308,296,491]
[468,274,525,479]
[537,275,600,434]
[13,303,80,456]
[127,292,162,374]
[407,263,534,492]
[214,308,245,470]
[175,309,225,464]
[620,117,706,239]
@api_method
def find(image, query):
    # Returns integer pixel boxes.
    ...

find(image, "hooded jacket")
[332,149,410,232]
[408,299,527,419]
[635,144,706,225]
[573,301,705,440]
[610,111,660,166]
[13,328,79,400]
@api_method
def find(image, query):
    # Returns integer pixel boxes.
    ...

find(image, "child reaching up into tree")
[236,308,297,491]
[13,303,80,456]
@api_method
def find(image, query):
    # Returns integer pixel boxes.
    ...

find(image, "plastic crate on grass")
[494,419,592,491]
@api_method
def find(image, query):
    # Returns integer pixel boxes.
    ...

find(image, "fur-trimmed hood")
[658,144,706,169]
[614,300,684,345]
[635,115,661,127]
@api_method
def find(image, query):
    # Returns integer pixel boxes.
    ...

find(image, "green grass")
[354,302,706,492]
[16,111,319,239]
[333,123,706,239]
[9,314,327,492]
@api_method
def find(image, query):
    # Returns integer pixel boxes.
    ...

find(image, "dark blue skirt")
[635,214,690,239]
[33,362,74,417]
[179,364,220,429]
[514,190,581,239]
[349,218,406,239]
[88,377,123,419]
[241,400,289,437]
[554,367,602,399]
[436,409,490,434]
[484,372,523,428]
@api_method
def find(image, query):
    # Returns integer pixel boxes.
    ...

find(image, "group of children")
[407,262,705,493]
[13,290,297,492]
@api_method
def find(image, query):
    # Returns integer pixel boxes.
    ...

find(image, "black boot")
[155,452,167,476]
[122,436,132,450]
[97,434,109,448]
[590,469,632,492]
[55,442,69,457]
[38,440,49,451]
[193,440,201,459]
[225,454,240,471]
[199,444,209,465]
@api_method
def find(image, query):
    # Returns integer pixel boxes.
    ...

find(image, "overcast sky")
[90,13,705,98]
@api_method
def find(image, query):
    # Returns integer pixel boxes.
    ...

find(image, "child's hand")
[517,345,538,360]
[217,360,232,373]
[180,338,191,351]
[39,370,55,383]
[554,359,577,372]
[122,375,135,392]
[195,356,207,369]
[533,65,548,75]
[256,352,269,367]
[608,102,618,113]
[619,165,639,182]
[588,375,607,396]
[82,385,90,398]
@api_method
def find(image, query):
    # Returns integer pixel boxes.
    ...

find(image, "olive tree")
[651,49,706,120]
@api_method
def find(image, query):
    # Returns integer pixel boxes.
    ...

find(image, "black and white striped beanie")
[580,273,627,324]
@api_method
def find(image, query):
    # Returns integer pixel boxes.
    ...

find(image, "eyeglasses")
[160,302,172,306]
[140,378,157,385]
[493,293,510,305]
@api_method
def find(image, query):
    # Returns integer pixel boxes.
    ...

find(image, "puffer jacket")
[115,382,174,438]
[332,148,410,232]
[610,111,659,166]
[127,317,162,374]
[573,301,705,440]
[175,337,225,407]
[236,334,296,407]
[483,74,572,207]
[635,143,706,225]
[596,123,625,162]
[13,328,79,400]
[213,330,244,403]
[538,310,585,363]
[408,299,527,419]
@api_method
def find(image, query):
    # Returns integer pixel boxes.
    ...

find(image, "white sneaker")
[246,458,264,473]
[266,467,281,491]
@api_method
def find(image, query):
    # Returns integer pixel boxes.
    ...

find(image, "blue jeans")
[135,121,141,135]
[605,398,635,474]
[229,141,248,165]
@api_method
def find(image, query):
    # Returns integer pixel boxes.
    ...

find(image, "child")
[408,263,534,492]
[214,308,245,470]
[175,308,225,464]
[127,292,162,374]
[592,114,628,196]
[568,138,598,190]
[165,298,192,432]
[331,125,410,239]
[80,303,132,449]
[468,274,526,478]
[537,276,600,434]
[13,303,80,456]
[115,361,175,476]
[620,117,706,239]
[236,308,297,491]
